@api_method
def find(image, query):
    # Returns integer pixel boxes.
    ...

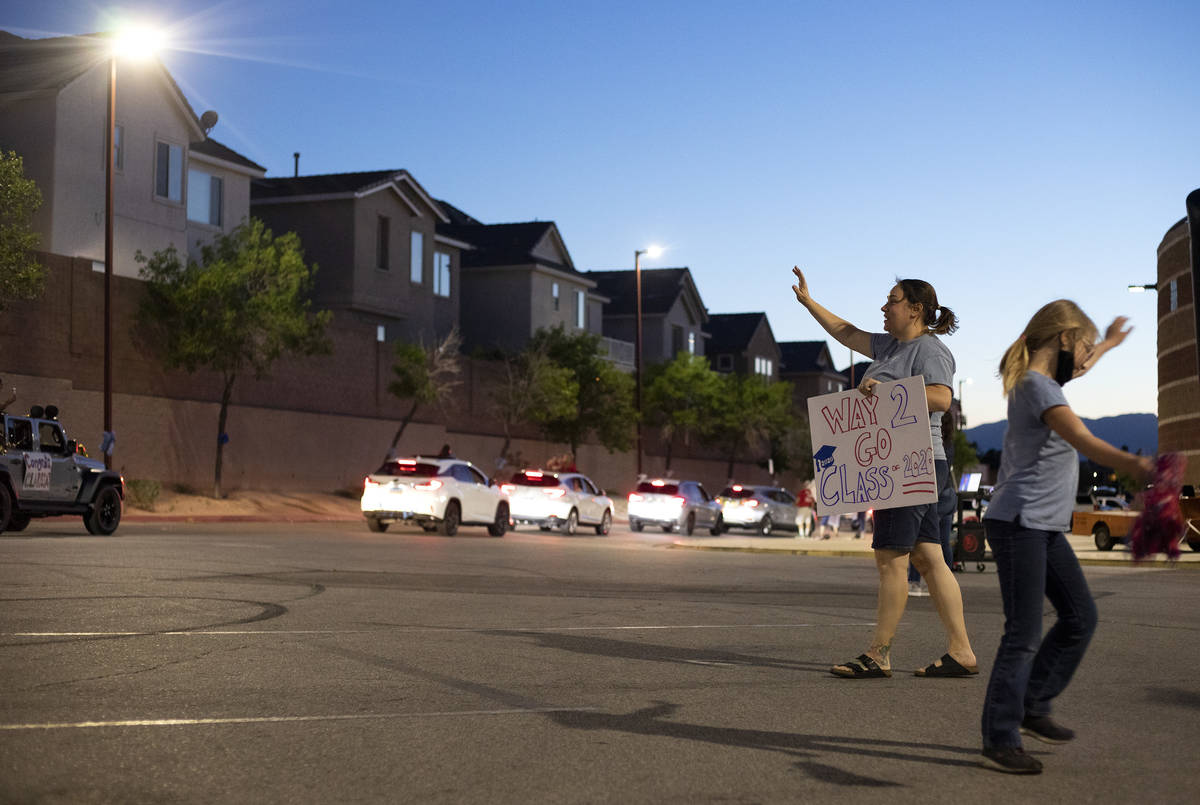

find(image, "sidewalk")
[670,529,1200,568]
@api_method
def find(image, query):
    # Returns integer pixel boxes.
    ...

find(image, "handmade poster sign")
[806,375,938,518]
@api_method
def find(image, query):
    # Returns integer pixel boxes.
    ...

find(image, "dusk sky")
[6,0,1198,428]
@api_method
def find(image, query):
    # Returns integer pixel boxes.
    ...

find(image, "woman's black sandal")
[831,653,892,678]
[914,652,978,677]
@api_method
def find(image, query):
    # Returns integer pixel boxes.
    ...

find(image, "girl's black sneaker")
[1021,715,1075,744]
[980,747,1043,774]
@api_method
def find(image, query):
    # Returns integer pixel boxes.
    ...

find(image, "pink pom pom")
[1129,453,1187,561]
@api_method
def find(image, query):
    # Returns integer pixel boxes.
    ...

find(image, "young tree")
[527,325,636,461]
[0,150,44,310]
[487,344,577,468]
[643,353,723,471]
[136,218,332,498]
[387,328,462,452]
[709,373,795,479]
[950,429,979,483]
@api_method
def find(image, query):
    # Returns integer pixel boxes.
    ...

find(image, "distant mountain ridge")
[964,413,1157,455]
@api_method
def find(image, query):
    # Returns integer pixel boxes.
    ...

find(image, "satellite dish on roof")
[200,110,218,135]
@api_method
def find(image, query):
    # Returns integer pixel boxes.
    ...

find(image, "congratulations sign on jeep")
[806,376,937,518]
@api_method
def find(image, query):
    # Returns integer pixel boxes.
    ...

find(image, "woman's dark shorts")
[871,459,950,552]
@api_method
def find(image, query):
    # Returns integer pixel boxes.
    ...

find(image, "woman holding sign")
[978,301,1152,774]
[791,267,977,680]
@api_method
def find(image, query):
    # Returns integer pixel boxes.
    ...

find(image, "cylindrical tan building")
[1156,209,1199,487]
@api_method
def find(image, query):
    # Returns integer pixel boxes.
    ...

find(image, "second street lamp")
[633,245,662,477]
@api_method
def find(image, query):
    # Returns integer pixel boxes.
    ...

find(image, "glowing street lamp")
[633,245,663,477]
[1127,283,1157,293]
[103,25,164,468]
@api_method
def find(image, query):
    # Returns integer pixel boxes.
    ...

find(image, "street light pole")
[103,55,115,470]
[634,248,645,477]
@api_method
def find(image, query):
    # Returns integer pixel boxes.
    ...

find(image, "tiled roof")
[438,221,574,271]
[251,170,399,200]
[705,312,766,353]
[584,268,698,317]
[0,31,104,95]
[779,341,834,374]
[189,137,266,173]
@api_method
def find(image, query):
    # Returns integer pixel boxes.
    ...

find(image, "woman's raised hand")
[1102,316,1133,349]
[791,266,811,306]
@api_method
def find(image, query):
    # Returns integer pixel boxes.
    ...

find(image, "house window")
[717,354,733,372]
[1170,279,1178,312]
[187,169,223,226]
[754,357,773,377]
[376,325,385,343]
[434,251,451,297]
[575,290,585,328]
[552,282,560,311]
[687,332,696,355]
[376,216,390,269]
[672,325,683,355]
[155,141,183,202]
[410,232,423,283]
[111,124,124,170]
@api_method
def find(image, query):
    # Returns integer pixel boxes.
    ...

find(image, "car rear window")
[509,471,561,487]
[720,487,756,499]
[636,481,679,495]
[374,461,439,477]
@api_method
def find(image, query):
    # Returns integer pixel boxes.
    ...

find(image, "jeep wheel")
[561,508,579,536]
[6,511,31,532]
[366,517,388,533]
[595,510,612,535]
[0,484,11,533]
[488,503,509,537]
[84,486,122,536]
[439,501,461,536]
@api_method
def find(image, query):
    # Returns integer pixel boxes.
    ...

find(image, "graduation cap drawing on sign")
[814,444,837,470]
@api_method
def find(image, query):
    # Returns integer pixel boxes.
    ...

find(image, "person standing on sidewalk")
[791,266,976,680]
[979,300,1153,775]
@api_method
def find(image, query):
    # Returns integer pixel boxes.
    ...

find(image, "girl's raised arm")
[791,266,873,356]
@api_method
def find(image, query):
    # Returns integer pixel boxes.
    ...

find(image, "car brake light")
[543,488,566,498]
[628,493,643,503]
[671,496,685,507]
[525,470,543,479]
[415,479,443,490]
[732,484,743,491]
[398,459,415,465]
[651,479,665,487]
[500,483,515,495]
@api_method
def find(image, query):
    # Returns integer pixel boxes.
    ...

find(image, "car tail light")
[628,493,644,503]
[364,476,381,489]
[543,488,566,498]
[500,483,515,495]
[671,496,685,508]
[415,479,443,490]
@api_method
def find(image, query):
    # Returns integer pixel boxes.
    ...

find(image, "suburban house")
[0,31,265,277]
[777,341,848,399]
[705,312,781,381]
[250,170,467,347]
[584,268,710,366]
[435,201,608,356]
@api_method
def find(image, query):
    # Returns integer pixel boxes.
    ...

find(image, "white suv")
[500,469,614,535]
[361,456,509,536]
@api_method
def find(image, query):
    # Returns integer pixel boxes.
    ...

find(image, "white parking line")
[4,623,875,637]
[0,707,595,731]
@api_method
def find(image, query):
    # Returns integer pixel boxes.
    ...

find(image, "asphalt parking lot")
[2,517,1198,803]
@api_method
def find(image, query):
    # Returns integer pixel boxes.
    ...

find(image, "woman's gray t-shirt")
[863,332,954,460]
[984,371,1077,533]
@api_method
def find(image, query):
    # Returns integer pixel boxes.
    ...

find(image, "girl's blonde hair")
[999,300,1099,395]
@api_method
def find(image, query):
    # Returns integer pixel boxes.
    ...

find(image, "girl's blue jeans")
[981,518,1098,748]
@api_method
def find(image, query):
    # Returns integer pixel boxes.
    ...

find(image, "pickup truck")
[1,405,125,535]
